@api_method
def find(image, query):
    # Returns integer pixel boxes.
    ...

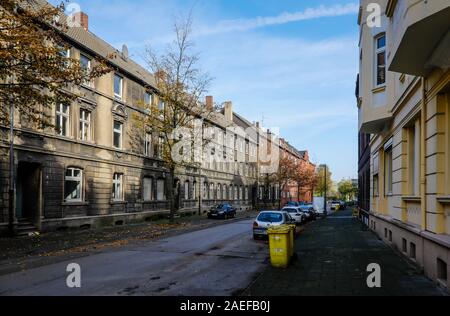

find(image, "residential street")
[0,219,268,296]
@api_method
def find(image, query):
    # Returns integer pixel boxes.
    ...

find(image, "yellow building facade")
[358,0,450,288]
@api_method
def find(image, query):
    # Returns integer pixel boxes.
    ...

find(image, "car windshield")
[257,212,283,223]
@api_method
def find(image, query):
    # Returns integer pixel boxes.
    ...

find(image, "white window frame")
[114,74,123,100]
[144,132,152,157]
[184,181,190,200]
[79,109,91,141]
[144,92,153,108]
[112,173,123,201]
[80,54,92,87]
[56,103,70,137]
[64,167,83,202]
[113,120,123,149]
[374,34,386,87]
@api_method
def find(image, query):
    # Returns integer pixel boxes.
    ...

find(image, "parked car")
[330,201,341,210]
[281,207,305,225]
[207,204,236,219]
[253,211,295,240]
[299,204,317,221]
[339,201,347,210]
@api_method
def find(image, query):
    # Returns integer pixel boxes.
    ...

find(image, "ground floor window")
[143,177,153,201]
[157,179,165,201]
[112,173,123,201]
[65,168,83,202]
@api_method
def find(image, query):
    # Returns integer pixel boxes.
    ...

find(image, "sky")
[53,0,360,181]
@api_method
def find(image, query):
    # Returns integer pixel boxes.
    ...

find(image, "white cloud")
[195,3,359,37]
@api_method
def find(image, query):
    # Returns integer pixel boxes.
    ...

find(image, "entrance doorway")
[16,162,42,222]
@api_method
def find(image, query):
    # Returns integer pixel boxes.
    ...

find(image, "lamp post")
[8,93,15,236]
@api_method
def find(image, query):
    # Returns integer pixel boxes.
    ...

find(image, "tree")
[137,12,216,221]
[0,0,111,127]
[292,160,316,203]
[338,179,358,201]
[315,165,332,197]
[267,153,296,210]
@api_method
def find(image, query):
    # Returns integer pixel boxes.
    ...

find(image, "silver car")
[253,210,295,240]
[281,207,305,225]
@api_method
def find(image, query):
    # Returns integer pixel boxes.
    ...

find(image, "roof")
[24,0,156,88]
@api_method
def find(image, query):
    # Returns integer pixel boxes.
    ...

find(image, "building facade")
[357,0,450,288]
[0,4,313,234]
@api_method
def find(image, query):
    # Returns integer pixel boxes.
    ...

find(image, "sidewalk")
[243,209,448,296]
[0,210,258,276]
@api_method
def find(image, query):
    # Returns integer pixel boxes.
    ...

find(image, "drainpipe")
[420,77,427,232]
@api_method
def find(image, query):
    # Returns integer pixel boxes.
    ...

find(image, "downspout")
[420,77,427,231]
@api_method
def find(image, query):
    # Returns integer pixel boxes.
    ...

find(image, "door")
[16,162,41,222]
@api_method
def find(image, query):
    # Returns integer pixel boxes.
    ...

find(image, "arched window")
[217,184,222,200]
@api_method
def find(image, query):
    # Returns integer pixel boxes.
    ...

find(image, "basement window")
[410,242,416,260]
[402,238,407,253]
[437,259,448,283]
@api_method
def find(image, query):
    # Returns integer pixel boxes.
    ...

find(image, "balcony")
[388,0,450,76]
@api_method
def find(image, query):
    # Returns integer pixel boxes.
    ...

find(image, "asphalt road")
[0,219,268,296]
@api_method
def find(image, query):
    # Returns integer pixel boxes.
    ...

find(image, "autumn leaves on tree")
[0,0,110,128]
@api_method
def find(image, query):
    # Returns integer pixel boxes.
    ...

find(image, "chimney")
[74,11,89,31]
[206,96,214,111]
[224,101,233,121]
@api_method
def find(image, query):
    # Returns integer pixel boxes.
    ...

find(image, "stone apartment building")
[357,0,450,288]
[0,3,314,234]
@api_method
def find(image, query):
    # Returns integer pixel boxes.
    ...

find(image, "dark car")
[339,201,347,210]
[299,204,317,221]
[207,204,237,219]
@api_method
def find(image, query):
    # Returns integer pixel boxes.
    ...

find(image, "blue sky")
[55,0,360,181]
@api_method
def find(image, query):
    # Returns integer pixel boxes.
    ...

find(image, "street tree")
[292,160,317,203]
[0,0,111,127]
[266,153,296,210]
[137,13,216,221]
[315,165,333,197]
[338,179,358,201]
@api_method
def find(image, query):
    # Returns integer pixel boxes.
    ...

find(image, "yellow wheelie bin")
[287,224,296,258]
[267,225,291,268]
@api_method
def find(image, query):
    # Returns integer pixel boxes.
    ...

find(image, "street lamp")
[8,88,15,236]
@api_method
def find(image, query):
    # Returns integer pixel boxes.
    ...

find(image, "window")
[79,109,91,141]
[203,183,208,199]
[56,103,70,136]
[410,242,416,259]
[437,259,448,283]
[375,34,386,86]
[388,230,393,242]
[144,92,153,108]
[65,168,83,202]
[184,181,190,200]
[192,182,197,200]
[402,238,407,253]
[245,187,249,200]
[234,186,238,200]
[80,54,92,87]
[113,121,123,149]
[144,133,152,157]
[384,145,393,195]
[156,135,164,158]
[373,174,379,197]
[157,179,165,201]
[408,120,421,196]
[210,183,215,200]
[158,99,165,111]
[217,184,222,200]
[143,177,153,201]
[114,74,123,100]
[112,173,123,201]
